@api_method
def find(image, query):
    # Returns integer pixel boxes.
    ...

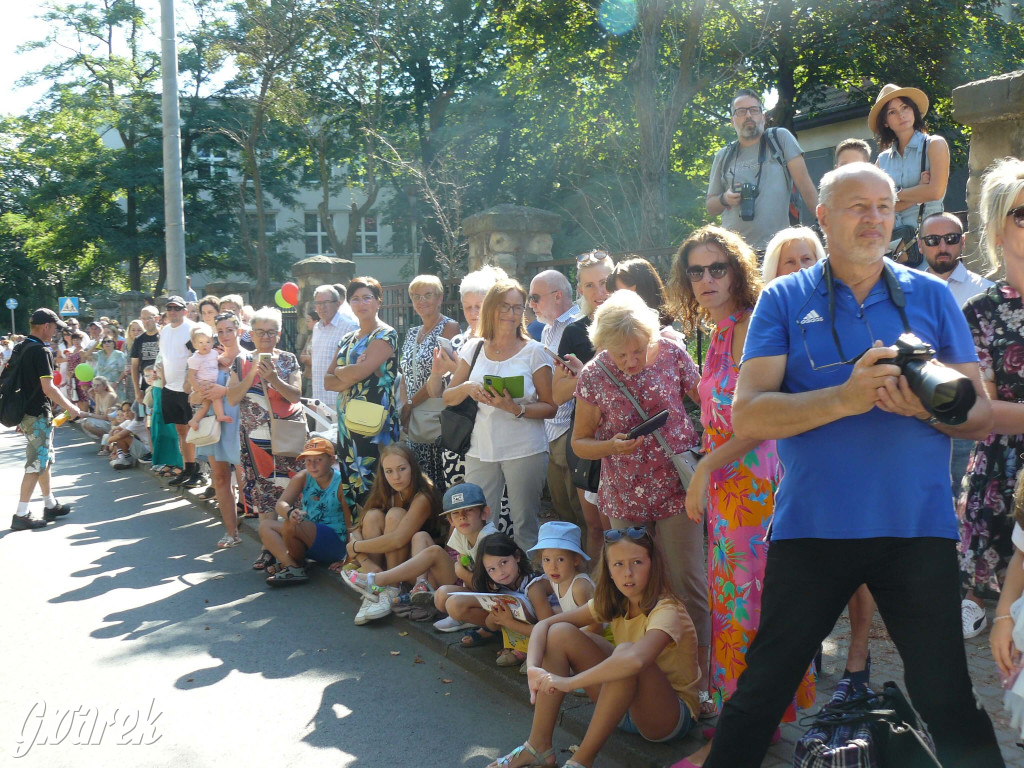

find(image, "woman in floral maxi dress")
[670,226,814,763]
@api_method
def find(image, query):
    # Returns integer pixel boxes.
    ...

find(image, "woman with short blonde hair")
[761,226,826,283]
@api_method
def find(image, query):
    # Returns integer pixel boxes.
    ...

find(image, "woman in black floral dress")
[958,156,1024,638]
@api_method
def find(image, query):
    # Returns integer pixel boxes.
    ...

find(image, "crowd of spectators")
[9,83,1024,768]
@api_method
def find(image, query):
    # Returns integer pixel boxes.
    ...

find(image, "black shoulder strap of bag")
[916,135,931,229]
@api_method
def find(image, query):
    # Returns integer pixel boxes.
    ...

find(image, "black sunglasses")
[214,311,237,322]
[920,232,963,247]
[1008,205,1024,229]
[604,526,651,543]
[685,262,730,282]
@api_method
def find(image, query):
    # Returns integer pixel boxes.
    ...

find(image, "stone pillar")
[88,298,120,325]
[953,70,1024,273]
[116,291,148,325]
[291,255,356,357]
[462,205,561,282]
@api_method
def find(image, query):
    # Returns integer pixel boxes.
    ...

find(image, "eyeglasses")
[252,329,279,338]
[214,311,237,322]
[498,303,526,315]
[920,232,963,247]
[350,295,378,305]
[1008,205,1024,229]
[685,262,730,282]
[577,250,610,266]
[732,105,763,117]
[603,526,651,543]
[527,291,553,304]
[410,293,437,302]
[167,306,186,311]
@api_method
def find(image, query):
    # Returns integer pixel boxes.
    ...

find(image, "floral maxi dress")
[697,309,815,717]
[335,325,401,510]
[958,282,1024,597]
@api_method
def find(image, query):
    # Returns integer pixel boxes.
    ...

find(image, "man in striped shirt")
[310,285,358,406]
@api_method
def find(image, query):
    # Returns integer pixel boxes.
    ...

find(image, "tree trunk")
[634,0,669,250]
[772,0,798,131]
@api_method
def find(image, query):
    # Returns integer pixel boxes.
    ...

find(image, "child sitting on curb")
[342,483,497,623]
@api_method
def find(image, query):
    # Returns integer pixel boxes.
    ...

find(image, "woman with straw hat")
[869,83,950,264]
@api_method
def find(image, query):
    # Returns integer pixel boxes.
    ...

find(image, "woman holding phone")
[442,278,555,551]
[226,306,305,570]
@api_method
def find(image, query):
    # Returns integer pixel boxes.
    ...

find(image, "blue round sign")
[5,298,17,310]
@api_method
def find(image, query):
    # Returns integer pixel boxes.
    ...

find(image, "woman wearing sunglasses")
[489,526,699,768]
[443,278,555,551]
[960,157,1024,642]
[667,226,814,755]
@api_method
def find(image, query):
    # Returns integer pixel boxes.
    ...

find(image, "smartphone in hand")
[626,409,669,440]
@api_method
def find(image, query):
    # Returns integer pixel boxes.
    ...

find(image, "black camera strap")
[823,258,911,363]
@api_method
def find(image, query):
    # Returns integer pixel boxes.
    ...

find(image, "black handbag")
[566,411,600,492]
[439,341,484,456]
[795,680,940,768]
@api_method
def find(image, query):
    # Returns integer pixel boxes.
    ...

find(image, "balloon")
[74,363,95,382]
[53,371,62,386]
[274,289,290,309]
[281,282,299,306]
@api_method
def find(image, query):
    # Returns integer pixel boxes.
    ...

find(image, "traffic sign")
[58,297,80,316]
[5,298,16,310]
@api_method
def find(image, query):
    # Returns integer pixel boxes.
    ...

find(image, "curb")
[70,421,695,767]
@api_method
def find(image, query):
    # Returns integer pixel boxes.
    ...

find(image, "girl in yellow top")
[488,526,698,768]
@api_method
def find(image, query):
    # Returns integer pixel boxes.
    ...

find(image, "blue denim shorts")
[618,697,692,742]
[305,524,347,563]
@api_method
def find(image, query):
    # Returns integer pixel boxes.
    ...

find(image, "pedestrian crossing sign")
[58,296,80,316]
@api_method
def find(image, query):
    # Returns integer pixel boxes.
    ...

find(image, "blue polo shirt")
[742,258,977,540]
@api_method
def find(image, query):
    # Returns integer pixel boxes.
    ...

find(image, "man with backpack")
[706,89,820,252]
[4,308,83,530]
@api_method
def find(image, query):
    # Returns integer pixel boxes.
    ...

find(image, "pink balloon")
[281,282,299,306]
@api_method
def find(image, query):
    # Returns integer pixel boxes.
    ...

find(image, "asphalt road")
[0,426,603,768]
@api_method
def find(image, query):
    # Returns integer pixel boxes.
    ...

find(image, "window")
[196,148,227,180]
[355,215,378,255]
[246,212,277,235]
[305,212,330,255]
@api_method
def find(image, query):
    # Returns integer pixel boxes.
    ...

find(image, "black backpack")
[0,338,43,428]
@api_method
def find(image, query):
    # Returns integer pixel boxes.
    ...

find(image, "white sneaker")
[962,598,987,639]
[361,587,398,623]
[433,615,474,633]
[354,596,372,625]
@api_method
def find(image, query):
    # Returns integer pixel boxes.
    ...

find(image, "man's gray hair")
[533,269,572,298]
[314,285,340,302]
[818,162,895,210]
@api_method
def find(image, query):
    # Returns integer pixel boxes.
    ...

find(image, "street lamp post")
[160,0,187,298]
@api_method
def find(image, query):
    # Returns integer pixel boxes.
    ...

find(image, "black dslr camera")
[733,182,759,221]
[876,333,976,425]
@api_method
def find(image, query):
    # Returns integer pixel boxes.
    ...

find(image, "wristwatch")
[515,404,526,419]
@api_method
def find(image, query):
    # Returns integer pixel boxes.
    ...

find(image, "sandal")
[266,565,309,586]
[496,648,527,667]
[461,628,497,647]
[699,690,717,720]
[252,550,276,571]
[487,741,555,768]
[216,534,241,549]
[407,605,439,622]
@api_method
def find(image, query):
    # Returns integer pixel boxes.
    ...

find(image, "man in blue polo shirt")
[700,164,1003,767]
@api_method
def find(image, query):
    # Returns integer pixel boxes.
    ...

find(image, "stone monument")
[462,205,561,281]
[953,69,1024,272]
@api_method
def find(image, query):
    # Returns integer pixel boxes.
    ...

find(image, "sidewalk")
[72,424,1024,767]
